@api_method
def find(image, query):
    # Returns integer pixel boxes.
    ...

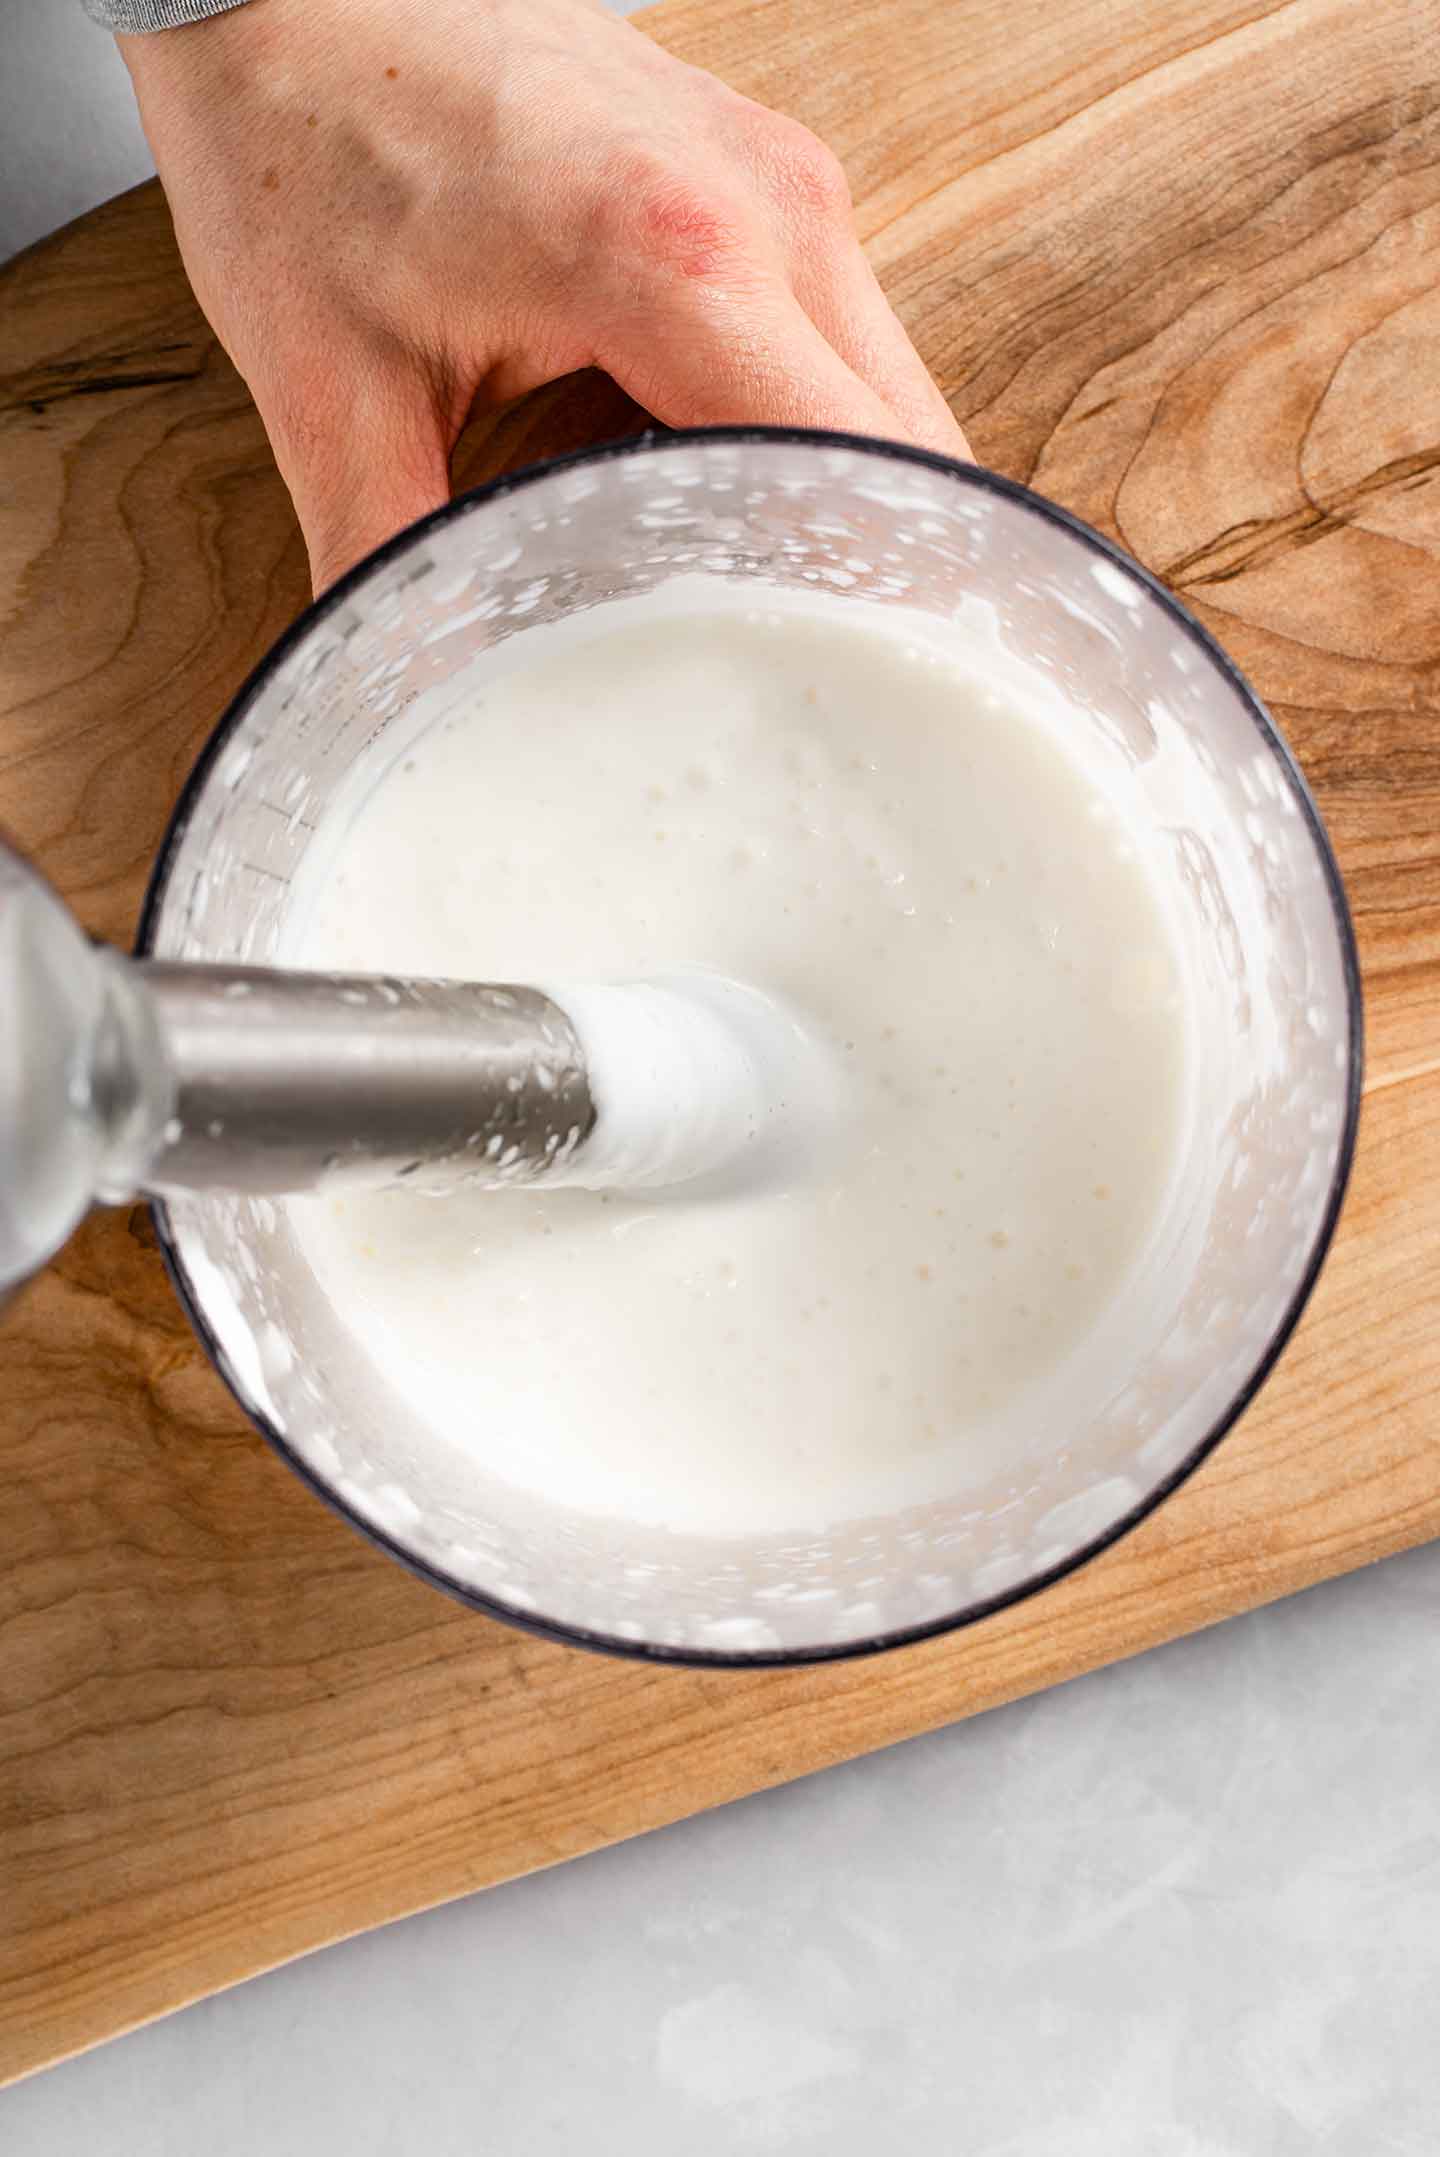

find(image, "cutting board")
[2,0,1438,2089]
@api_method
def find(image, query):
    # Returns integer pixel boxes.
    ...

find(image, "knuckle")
[757,117,852,220]
[598,154,747,282]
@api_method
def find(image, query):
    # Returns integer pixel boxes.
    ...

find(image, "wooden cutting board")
[2,0,1438,2088]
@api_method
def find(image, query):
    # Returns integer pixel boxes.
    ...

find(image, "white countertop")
[5,13,1439,2151]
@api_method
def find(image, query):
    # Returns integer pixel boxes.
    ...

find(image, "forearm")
[84,0,248,31]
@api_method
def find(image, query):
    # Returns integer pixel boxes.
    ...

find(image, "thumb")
[263,374,453,597]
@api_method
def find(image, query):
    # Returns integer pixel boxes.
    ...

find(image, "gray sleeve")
[83,0,252,29]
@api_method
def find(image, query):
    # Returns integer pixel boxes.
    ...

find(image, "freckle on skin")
[262,168,280,192]
[385,64,399,79]
[306,113,318,128]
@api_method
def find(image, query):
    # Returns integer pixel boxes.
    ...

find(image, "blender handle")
[0,839,173,1299]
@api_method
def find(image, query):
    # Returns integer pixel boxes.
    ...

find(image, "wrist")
[119,0,316,137]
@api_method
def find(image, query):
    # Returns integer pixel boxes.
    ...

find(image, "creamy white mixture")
[284,592,1191,1537]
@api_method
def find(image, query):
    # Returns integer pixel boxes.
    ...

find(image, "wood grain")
[3,0,1439,2086]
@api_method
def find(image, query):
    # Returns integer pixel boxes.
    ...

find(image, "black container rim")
[136,425,1365,1670]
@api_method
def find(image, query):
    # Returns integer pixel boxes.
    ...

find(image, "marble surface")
[5,8,1440,2152]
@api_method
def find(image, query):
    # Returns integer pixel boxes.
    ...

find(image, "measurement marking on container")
[256,800,317,833]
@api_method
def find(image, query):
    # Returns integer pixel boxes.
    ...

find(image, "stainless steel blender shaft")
[140,964,595,1198]
[0,833,598,1294]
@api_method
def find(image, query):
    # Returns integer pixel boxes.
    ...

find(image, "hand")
[122,0,971,594]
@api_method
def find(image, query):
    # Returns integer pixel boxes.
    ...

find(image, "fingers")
[599,274,935,444]
[735,107,972,461]
[791,241,973,463]
[262,370,453,596]
[597,168,969,459]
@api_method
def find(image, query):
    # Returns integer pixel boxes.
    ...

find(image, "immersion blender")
[0,835,828,1298]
